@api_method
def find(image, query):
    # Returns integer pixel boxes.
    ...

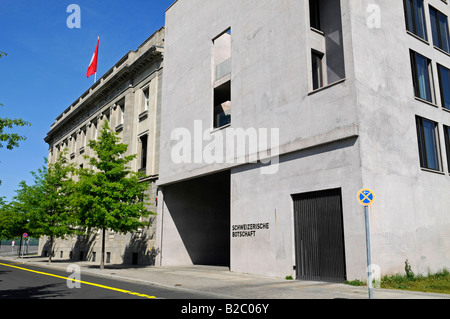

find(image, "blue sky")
[0,0,174,202]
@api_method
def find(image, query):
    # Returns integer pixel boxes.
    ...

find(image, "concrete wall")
[350,0,450,276]
[157,0,450,280]
[160,0,358,184]
[157,0,365,279]
[230,138,365,279]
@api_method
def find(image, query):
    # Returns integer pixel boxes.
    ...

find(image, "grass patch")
[381,269,450,294]
[347,269,450,294]
[346,279,365,286]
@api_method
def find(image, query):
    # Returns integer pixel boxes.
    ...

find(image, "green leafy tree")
[76,121,154,269]
[0,200,30,248]
[0,51,30,150]
[15,152,78,262]
[0,51,31,184]
[0,104,30,151]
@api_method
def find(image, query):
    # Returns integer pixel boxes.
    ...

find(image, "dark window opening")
[139,135,148,173]
[312,50,324,90]
[132,252,138,265]
[430,6,450,53]
[308,0,345,89]
[214,81,231,129]
[438,64,450,110]
[310,0,321,30]
[444,125,450,172]
[416,116,441,171]
[404,0,428,41]
[410,51,434,103]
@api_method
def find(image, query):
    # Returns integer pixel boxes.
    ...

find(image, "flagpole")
[94,36,98,84]
[87,36,99,83]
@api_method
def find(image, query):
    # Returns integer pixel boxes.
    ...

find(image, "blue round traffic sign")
[357,189,375,206]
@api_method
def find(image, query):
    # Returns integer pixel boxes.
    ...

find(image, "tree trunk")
[18,237,23,257]
[48,236,54,263]
[100,228,105,270]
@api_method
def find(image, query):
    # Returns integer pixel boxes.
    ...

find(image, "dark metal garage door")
[292,188,346,283]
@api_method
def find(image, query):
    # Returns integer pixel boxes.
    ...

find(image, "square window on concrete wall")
[438,64,450,110]
[311,50,324,90]
[416,116,442,171]
[430,6,450,53]
[308,0,346,88]
[444,125,450,172]
[404,0,428,41]
[213,28,232,129]
[410,50,435,103]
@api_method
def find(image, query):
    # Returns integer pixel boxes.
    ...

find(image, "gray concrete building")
[40,28,164,265]
[155,0,450,282]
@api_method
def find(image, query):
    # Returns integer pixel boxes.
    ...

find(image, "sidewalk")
[1,255,449,299]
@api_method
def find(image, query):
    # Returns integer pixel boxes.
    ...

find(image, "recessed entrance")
[162,170,231,266]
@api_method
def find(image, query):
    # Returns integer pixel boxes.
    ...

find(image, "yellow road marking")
[0,262,156,299]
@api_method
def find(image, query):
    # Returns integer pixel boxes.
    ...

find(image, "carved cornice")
[45,47,163,145]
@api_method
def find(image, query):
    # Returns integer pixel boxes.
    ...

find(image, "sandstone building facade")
[39,28,164,265]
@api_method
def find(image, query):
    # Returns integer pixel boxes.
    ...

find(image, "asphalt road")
[0,260,219,300]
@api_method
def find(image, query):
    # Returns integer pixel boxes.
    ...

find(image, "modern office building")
[40,28,164,265]
[155,0,450,282]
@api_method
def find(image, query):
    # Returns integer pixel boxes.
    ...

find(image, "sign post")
[21,233,28,261]
[357,188,375,299]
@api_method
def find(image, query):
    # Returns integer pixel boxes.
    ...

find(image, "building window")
[120,103,125,124]
[213,29,231,82]
[115,102,125,132]
[139,134,148,173]
[410,51,434,103]
[80,127,86,152]
[214,81,231,128]
[213,28,232,129]
[430,6,450,53]
[308,0,345,90]
[312,50,324,90]
[309,0,321,31]
[404,0,428,41]
[143,87,150,112]
[71,134,77,157]
[416,116,441,171]
[93,121,98,140]
[444,125,450,172]
[438,64,450,110]
[103,110,110,125]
